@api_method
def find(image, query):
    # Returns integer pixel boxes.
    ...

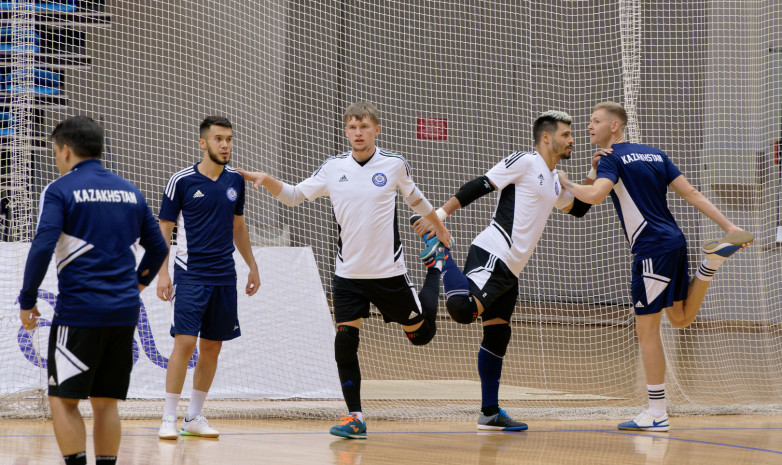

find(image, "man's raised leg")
[666,230,753,328]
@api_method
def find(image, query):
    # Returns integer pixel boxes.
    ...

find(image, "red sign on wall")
[417,118,448,140]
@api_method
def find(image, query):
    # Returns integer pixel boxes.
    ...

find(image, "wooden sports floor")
[2,415,781,464]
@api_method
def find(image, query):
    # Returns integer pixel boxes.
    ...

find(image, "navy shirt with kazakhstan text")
[596,142,687,260]
[159,164,245,285]
[18,158,168,327]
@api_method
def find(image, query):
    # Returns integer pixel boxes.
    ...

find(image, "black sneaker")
[477,408,528,431]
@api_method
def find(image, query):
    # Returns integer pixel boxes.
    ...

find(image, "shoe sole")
[179,430,219,438]
[158,433,179,440]
[477,424,529,431]
[330,429,367,439]
[702,230,754,252]
[617,426,669,432]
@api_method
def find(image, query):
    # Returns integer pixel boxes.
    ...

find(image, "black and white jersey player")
[413,110,592,432]
[236,101,451,439]
[296,147,422,279]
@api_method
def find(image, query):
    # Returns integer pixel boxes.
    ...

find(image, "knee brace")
[334,325,360,365]
[405,319,436,346]
[481,323,511,357]
[447,294,479,324]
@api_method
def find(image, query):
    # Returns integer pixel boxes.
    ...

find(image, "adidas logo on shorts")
[193,190,204,198]
[635,301,645,308]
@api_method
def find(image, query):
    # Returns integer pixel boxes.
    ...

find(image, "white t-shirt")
[297,147,420,279]
[471,151,573,276]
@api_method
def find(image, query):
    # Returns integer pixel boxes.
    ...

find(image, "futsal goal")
[1,0,781,421]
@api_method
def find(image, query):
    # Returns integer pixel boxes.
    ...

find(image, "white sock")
[695,257,725,282]
[434,261,443,271]
[350,411,364,423]
[186,389,208,420]
[163,392,180,418]
[647,383,666,417]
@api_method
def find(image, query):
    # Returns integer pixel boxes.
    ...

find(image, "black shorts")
[47,324,135,400]
[333,274,423,326]
[463,245,519,322]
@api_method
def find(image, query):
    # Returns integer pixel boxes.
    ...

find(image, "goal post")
[1,0,781,420]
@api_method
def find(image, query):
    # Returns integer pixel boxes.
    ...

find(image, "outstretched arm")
[412,175,496,237]
[558,170,614,205]
[668,175,739,234]
[235,169,307,207]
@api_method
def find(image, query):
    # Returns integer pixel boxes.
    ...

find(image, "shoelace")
[339,415,358,425]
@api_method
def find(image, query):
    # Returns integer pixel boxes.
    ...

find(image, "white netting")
[1,1,781,420]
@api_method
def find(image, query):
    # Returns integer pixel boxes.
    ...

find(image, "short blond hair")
[593,101,627,128]
[343,101,380,126]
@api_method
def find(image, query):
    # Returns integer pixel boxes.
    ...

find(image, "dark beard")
[555,142,573,160]
[207,146,230,165]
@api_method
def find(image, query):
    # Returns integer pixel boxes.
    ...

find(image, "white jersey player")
[413,110,590,432]
[236,102,450,440]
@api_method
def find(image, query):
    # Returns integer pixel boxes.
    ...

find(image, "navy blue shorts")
[170,283,239,341]
[631,246,689,315]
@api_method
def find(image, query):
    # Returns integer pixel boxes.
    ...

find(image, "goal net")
[1,0,781,420]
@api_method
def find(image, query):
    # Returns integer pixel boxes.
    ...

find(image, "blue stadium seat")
[0,27,40,53]
[5,69,61,95]
[0,2,77,12]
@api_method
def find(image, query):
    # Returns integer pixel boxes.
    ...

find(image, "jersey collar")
[71,158,102,172]
[350,147,378,167]
[193,162,226,181]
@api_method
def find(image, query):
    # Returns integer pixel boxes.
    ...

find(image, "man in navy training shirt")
[156,116,260,440]
[18,115,168,465]
[558,101,753,432]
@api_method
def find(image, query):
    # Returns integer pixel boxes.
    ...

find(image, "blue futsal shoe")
[618,410,669,432]
[329,413,367,439]
[410,215,449,268]
[477,408,528,431]
[701,230,753,260]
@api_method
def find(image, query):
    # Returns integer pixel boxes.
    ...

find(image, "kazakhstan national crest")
[372,173,387,187]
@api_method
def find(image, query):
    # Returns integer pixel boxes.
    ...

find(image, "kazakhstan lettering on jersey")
[18,158,167,327]
[595,142,686,259]
[159,164,245,285]
[73,188,137,203]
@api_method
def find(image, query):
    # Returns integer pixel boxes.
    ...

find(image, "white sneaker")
[618,410,669,432]
[180,415,219,438]
[158,415,179,440]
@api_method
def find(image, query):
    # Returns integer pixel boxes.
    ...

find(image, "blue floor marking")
[4,426,781,455]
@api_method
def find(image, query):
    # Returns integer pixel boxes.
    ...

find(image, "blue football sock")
[478,342,503,413]
[442,252,470,297]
